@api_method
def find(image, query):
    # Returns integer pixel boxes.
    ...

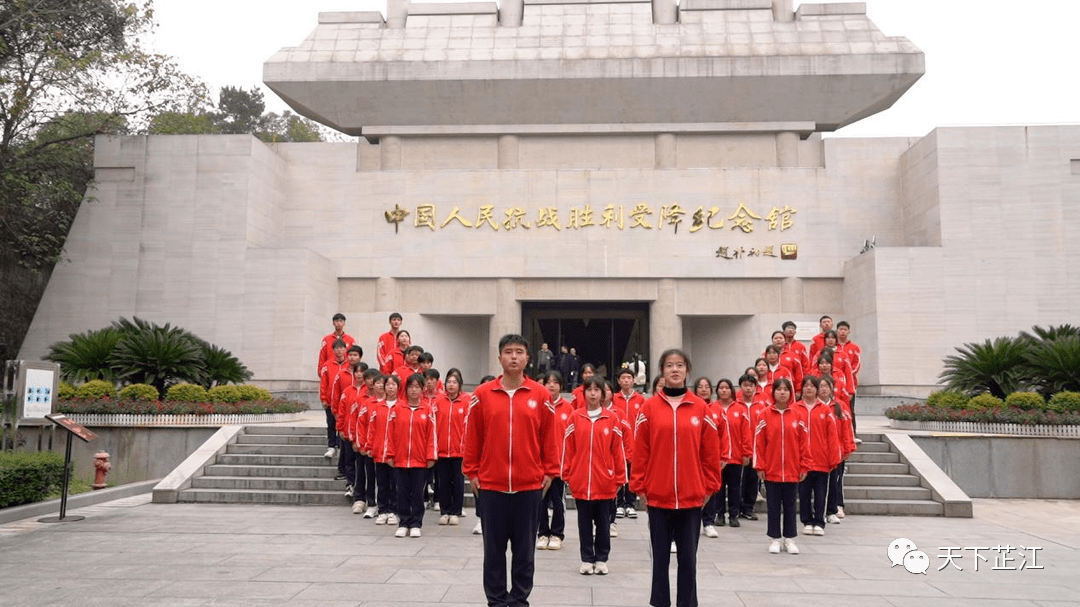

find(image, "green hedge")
[1047,391,1080,413]
[75,379,116,399]
[0,451,65,508]
[165,383,208,402]
[118,383,159,401]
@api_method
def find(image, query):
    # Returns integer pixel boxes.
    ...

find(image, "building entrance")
[521,302,649,386]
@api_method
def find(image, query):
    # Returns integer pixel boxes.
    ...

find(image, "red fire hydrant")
[92,452,111,490]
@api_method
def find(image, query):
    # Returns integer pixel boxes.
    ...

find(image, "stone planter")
[889,419,1080,437]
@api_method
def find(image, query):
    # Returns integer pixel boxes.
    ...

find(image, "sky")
[148,0,1079,138]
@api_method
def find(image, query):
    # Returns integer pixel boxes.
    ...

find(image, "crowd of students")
[316,313,862,607]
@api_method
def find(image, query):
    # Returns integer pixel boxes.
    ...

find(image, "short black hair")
[389,312,402,321]
[836,320,851,329]
[738,373,756,386]
[417,352,434,364]
[347,345,364,357]
[543,370,565,390]
[781,321,796,330]
[423,368,440,380]
[617,367,635,379]
[498,334,530,352]
[819,315,832,323]
[332,339,347,349]
[405,345,424,355]
[332,313,346,321]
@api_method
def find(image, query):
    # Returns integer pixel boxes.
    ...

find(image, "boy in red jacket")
[613,368,645,519]
[753,377,810,555]
[537,370,574,550]
[463,335,558,607]
[562,375,627,575]
[795,376,841,537]
[387,373,436,538]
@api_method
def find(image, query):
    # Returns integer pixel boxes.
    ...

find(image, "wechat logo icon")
[888,538,930,575]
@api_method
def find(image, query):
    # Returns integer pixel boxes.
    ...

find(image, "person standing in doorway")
[536,343,555,379]
[463,335,559,607]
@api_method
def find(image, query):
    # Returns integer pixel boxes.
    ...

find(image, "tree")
[214,85,268,135]
[258,110,323,143]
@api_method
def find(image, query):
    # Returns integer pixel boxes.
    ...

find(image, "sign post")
[39,414,97,523]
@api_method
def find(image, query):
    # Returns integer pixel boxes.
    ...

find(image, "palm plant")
[1022,335,1080,396]
[45,327,123,383]
[196,341,252,388]
[1020,324,1080,343]
[110,325,205,395]
[939,336,1029,398]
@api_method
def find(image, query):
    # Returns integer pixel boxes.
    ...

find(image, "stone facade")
[17,1,1080,397]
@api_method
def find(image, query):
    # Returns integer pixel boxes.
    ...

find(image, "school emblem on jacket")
[603,427,610,435]
[528,399,537,409]
[420,413,428,420]
[690,416,700,426]
[458,407,464,414]
[560,412,569,420]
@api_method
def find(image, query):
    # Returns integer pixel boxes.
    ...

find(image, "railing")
[889,420,1080,438]
[66,413,306,427]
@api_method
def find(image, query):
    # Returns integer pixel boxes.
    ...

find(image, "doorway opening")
[521,301,649,385]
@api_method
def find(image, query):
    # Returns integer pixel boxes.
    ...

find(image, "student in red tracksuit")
[319,340,349,459]
[769,331,804,396]
[753,377,810,556]
[570,364,597,409]
[333,347,364,488]
[463,335,559,607]
[317,313,355,375]
[717,378,751,529]
[351,368,381,517]
[538,370,574,550]
[433,368,469,525]
[737,373,764,521]
[368,374,401,526]
[701,379,731,538]
[562,375,627,576]
[753,358,772,404]
[795,376,841,537]
[808,315,833,363]
[613,368,645,519]
[631,349,722,607]
[389,330,411,375]
[376,312,403,374]
[340,364,370,514]
[820,377,856,523]
[387,372,436,538]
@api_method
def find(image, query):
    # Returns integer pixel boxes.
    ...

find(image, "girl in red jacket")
[387,373,436,538]
[434,368,470,525]
[632,349,722,607]
[795,376,841,537]
[538,370,574,550]
[562,375,627,575]
[368,374,400,526]
[820,377,855,523]
[753,377,810,555]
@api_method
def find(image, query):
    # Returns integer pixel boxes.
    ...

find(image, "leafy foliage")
[207,385,242,403]
[967,394,1005,410]
[235,385,273,401]
[926,390,969,409]
[117,383,159,401]
[45,327,123,383]
[1022,335,1080,395]
[938,336,1030,398]
[74,379,115,399]
[1047,391,1080,413]
[164,383,208,403]
[110,324,205,395]
[57,382,76,399]
[0,451,65,508]
[196,341,252,388]
[1005,391,1045,410]
[885,402,1080,426]
[144,86,327,142]
[57,397,306,415]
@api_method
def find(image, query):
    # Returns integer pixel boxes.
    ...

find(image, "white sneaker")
[609,523,618,538]
[854,438,863,444]
[784,538,799,554]
[594,561,608,575]
[826,514,841,524]
[703,525,718,538]
[387,513,399,525]
[352,501,365,514]
[364,506,377,518]
[813,526,825,536]
[323,447,335,458]
[670,541,677,553]
[375,513,388,525]
[439,514,450,525]
[579,562,594,575]
[626,506,637,519]
[344,486,353,497]
[547,536,562,550]
[768,539,782,554]
[449,515,460,526]
[536,536,549,550]
[472,521,483,535]
[394,527,407,538]
[616,507,626,518]
[803,524,814,535]
[836,506,845,519]
[410,527,422,538]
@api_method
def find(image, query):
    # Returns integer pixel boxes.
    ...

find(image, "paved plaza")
[1,487,1077,606]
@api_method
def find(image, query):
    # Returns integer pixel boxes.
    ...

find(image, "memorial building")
[18,0,1080,397]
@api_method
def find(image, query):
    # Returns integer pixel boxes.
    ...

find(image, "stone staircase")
[842,432,944,516]
[177,425,351,505]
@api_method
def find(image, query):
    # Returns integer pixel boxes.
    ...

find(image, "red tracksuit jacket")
[319,358,348,407]
[706,401,732,468]
[613,390,645,462]
[377,331,396,374]
[367,399,397,463]
[630,391,722,510]
[387,402,437,468]
[434,391,470,458]
[722,401,754,464]
[317,332,354,375]
[824,398,857,460]
[551,397,575,468]
[753,404,811,483]
[462,376,559,493]
[561,407,627,500]
[796,400,842,472]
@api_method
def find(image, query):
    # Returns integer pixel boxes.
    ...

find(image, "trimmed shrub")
[74,379,116,399]
[0,451,65,508]
[1047,391,1080,413]
[926,390,969,409]
[236,384,273,402]
[1005,391,1045,410]
[57,382,77,400]
[967,394,1005,410]
[207,385,242,403]
[118,383,159,401]
[165,383,208,402]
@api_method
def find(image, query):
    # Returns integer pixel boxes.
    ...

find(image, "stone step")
[217,453,336,467]
[205,464,341,478]
[192,476,349,492]
[236,434,327,446]
[856,433,885,443]
[843,473,922,487]
[852,441,890,452]
[843,485,932,501]
[244,425,327,436]
[842,498,944,516]
[227,443,331,456]
[176,488,351,506]
[845,461,909,475]
[846,451,900,464]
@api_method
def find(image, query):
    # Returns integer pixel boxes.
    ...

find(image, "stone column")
[649,279,682,360]
[376,277,398,312]
[498,135,519,169]
[652,0,677,25]
[780,276,802,313]
[489,278,521,343]
[776,131,798,167]
[380,136,402,170]
[655,133,676,169]
[387,0,410,28]
[499,0,524,27]
[772,0,793,22]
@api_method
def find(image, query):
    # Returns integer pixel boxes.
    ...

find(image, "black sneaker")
[716,517,726,527]
[334,474,347,481]
[740,512,759,521]
[728,516,741,528]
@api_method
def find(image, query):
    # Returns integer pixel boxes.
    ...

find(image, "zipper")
[587,415,595,499]
[672,401,679,509]
[507,389,514,493]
